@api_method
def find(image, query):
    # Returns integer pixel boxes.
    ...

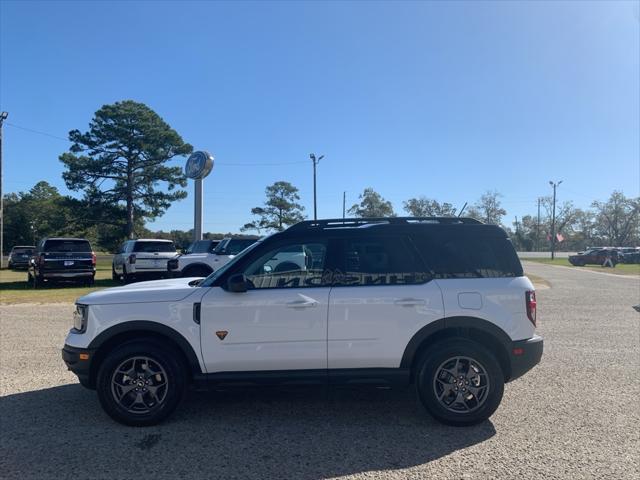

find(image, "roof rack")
[288,216,482,231]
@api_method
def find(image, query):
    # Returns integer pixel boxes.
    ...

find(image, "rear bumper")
[62,344,96,387]
[43,271,94,278]
[508,335,543,381]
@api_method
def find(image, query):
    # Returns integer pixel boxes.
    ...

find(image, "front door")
[200,240,330,373]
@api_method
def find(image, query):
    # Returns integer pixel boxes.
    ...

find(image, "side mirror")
[226,273,248,293]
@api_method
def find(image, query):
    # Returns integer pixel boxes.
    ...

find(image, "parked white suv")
[167,237,257,278]
[63,217,543,426]
[112,239,177,283]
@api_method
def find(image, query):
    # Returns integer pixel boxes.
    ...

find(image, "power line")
[5,122,69,141]
[5,122,308,167]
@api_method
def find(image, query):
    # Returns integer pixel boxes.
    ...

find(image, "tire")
[31,273,43,288]
[183,265,212,278]
[415,338,504,426]
[96,340,187,426]
[122,266,133,284]
[112,265,119,281]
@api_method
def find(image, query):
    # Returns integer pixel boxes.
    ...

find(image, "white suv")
[112,239,177,283]
[63,217,543,426]
[167,237,258,278]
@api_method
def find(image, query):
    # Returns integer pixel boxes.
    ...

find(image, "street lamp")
[0,111,8,269]
[310,153,324,221]
[549,180,563,260]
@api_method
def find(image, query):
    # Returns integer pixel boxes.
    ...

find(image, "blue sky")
[1,0,638,233]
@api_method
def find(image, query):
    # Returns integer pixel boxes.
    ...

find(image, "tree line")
[241,182,640,250]
[2,100,638,253]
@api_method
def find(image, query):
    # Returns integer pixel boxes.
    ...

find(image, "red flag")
[556,233,565,243]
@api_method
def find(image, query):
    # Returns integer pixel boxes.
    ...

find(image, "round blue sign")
[185,151,214,179]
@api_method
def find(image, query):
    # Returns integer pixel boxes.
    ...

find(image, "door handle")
[394,298,426,307]
[286,300,318,308]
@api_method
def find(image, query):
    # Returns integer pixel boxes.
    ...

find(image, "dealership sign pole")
[185,151,214,242]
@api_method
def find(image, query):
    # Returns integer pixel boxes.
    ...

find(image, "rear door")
[327,234,444,369]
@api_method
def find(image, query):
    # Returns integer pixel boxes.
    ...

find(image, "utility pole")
[0,111,7,270]
[549,180,562,259]
[342,191,346,219]
[309,153,324,221]
[536,198,541,252]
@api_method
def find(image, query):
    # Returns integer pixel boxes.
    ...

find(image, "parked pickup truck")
[167,237,258,278]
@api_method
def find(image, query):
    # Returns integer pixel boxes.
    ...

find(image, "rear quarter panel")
[435,276,535,341]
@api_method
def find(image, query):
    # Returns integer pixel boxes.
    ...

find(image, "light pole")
[309,153,324,221]
[0,111,7,269]
[549,180,562,259]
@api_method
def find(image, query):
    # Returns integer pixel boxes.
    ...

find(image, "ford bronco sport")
[62,217,543,426]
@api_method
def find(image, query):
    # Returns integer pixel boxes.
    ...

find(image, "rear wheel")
[415,339,504,426]
[96,341,186,426]
[122,266,133,284]
[30,272,43,288]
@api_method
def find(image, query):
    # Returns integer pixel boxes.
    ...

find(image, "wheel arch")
[401,316,513,381]
[87,321,202,388]
[181,262,213,276]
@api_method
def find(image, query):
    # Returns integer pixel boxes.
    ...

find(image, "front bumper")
[62,344,96,388]
[508,335,543,381]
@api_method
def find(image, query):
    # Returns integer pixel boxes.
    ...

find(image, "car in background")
[185,239,220,254]
[28,238,96,287]
[568,248,622,266]
[8,245,35,269]
[167,237,257,278]
[112,239,177,283]
[618,247,640,264]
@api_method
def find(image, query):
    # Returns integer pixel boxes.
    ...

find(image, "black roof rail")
[288,216,482,231]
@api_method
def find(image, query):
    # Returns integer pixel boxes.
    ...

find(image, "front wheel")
[416,339,504,426]
[96,341,186,426]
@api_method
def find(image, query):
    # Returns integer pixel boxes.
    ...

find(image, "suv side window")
[413,233,522,278]
[336,236,430,286]
[242,241,328,289]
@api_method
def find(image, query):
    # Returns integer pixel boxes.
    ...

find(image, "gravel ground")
[1,262,638,479]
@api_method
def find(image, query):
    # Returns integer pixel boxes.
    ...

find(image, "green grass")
[522,257,640,276]
[0,259,121,304]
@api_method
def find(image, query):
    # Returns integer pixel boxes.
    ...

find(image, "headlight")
[73,304,89,333]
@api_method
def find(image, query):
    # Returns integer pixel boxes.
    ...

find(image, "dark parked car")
[8,245,35,269]
[568,248,622,267]
[618,247,640,264]
[28,238,96,287]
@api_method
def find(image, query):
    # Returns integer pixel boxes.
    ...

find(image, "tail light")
[525,290,537,326]
[91,252,97,266]
[128,254,136,264]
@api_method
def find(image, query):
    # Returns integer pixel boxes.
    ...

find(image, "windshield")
[200,240,263,287]
[213,238,257,255]
[186,240,213,254]
[12,248,34,255]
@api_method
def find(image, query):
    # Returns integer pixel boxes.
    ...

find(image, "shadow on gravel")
[0,384,496,479]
